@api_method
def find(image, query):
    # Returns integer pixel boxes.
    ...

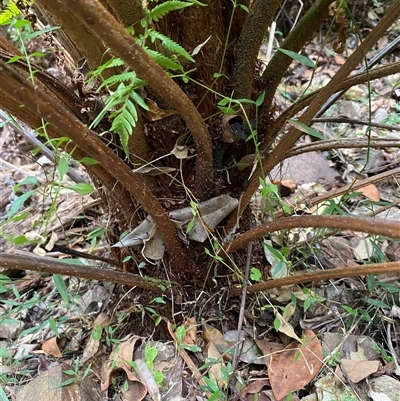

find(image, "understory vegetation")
[0,0,399,400]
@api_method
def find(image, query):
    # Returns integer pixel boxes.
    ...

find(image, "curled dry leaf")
[222,114,242,143]
[205,341,226,390]
[142,224,165,261]
[183,317,197,345]
[142,98,176,121]
[237,154,256,170]
[132,166,176,176]
[42,336,63,358]
[101,335,146,401]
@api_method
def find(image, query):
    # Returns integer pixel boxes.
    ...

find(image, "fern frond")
[89,57,125,78]
[111,113,132,157]
[0,1,21,24]
[94,83,149,157]
[99,71,137,89]
[145,49,182,71]
[147,29,194,62]
[147,1,192,22]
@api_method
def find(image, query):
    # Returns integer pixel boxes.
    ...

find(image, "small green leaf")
[92,324,102,341]
[362,297,390,309]
[7,55,23,63]
[278,48,315,68]
[27,26,59,40]
[59,378,77,387]
[288,119,325,140]
[0,383,10,401]
[255,91,265,107]
[49,317,60,337]
[79,157,99,165]
[17,176,38,186]
[53,275,69,305]
[273,316,281,331]
[367,274,375,292]
[151,297,166,304]
[58,157,69,178]
[58,258,84,265]
[175,325,186,343]
[186,217,195,233]
[179,343,201,352]
[8,190,35,219]
[250,267,262,282]
[68,183,94,195]
[130,90,149,110]
[86,227,105,240]
[14,19,31,28]
[10,235,28,245]
[203,376,219,393]
[29,51,46,58]
[303,297,312,313]
[153,370,164,384]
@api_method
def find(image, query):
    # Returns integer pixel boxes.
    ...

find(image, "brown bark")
[0,59,187,272]
[35,0,110,68]
[224,1,400,231]
[59,0,214,197]
[225,215,400,255]
[229,261,400,296]
[0,252,163,292]
[233,0,281,100]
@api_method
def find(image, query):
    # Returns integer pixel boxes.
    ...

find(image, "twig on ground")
[386,321,400,376]
[230,241,253,391]
[0,250,165,292]
[228,261,400,296]
[310,117,400,131]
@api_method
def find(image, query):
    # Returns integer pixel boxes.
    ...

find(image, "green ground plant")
[0,0,399,398]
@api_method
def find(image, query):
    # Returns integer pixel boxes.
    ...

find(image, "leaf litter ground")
[0,17,400,401]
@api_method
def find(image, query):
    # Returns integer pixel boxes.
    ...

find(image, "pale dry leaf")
[133,166,176,176]
[359,184,380,202]
[42,336,63,358]
[134,358,161,401]
[45,231,58,251]
[237,154,256,170]
[206,341,226,390]
[274,311,301,341]
[353,237,374,260]
[142,225,165,261]
[202,321,231,354]
[183,317,197,345]
[335,359,380,384]
[81,313,110,364]
[191,35,211,55]
[240,378,270,397]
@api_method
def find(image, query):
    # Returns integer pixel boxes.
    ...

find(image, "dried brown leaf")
[268,329,323,400]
